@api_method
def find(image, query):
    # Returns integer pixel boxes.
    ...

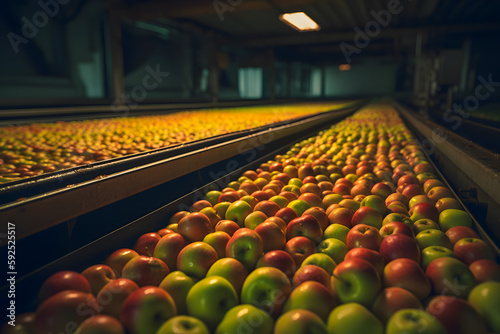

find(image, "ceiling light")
[279,12,320,32]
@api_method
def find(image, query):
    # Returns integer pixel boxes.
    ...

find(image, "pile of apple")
[8,103,500,334]
[0,103,343,184]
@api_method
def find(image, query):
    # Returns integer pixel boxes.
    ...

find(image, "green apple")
[225,228,264,271]
[323,224,350,244]
[274,310,327,334]
[327,303,383,334]
[317,238,348,265]
[386,309,447,334]
[186,276,239,330]
[287,199,310,216]
[360,195,386,216]
[214,202,231,219]
[283,281,337,321]
[332,258,381,307]
[206,258,248,294]
[300,253,336,275]
[205,190,222,206]
[157,315,210,334]
[438,209,473,232]
[241,267,292,317]
[244,211,268,230]
[159,271,196,315]
[289,178,303,188]
[323,193,344,208]
[225,200,253,227]
[215,304,274,334]
[203,231,231,259]
[425,257,477,298]
[176,242,218,279]
[421,246,456,269]
[415,229,453,250]
[270,195,289,208]
[468,281,500,332]
[412,218,440,235]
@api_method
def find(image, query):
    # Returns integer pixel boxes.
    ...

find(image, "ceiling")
[122,0,500,61]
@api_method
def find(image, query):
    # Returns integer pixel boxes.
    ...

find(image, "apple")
[177,242,218,279]
[425,257,477,298]
[286,215,323,244]
[379,221,414,239]
[254,200,281,217]
[274,309,328,333]
[303,207,329,231]
[275,207,299,224]
[410,202,439,223]
[159,271,196,315]
[408,194,433,209]
[158,315,210,334]
[435,197,462,213]
[256,250,297,279]
[214,202,231,219]
[133,232,162,257]
[244,211,268,229]
[215,304,274,334]
[199,207,221,229]
[153,233,187,271]
[74,315,125,334]
[426,295,488,334]
[380,233,421,263]
[402,184,425,200]
[371,182,393,199]
[387,202,409,216]
[121,256,169,287]
[338,199,360,211]
[344,248,385,274]
[34,291,99,334]
[225,228,263,271]
[293,264,331,289]
[333,182,351,196]
[206,258,249,294]
[332,258,381,307]
[323,224,350,244]
[301,253,336,274]
[287,199,311,216]
[438,209,473,232]
[186,276,239,330]
[121,286,177,334]
[38,271,92,303]
[322,193,344,208]
[386,309,446,334]
[283,236,317,267]
[454,238,496,265]
[241,267,292,317]
[178,212,212,243]
[279,191,299,203]
[360,195,386,215]
[346,224,382,251]
[169,211,190,225]
[1,312,36,334]
[445,225,479,244]
[351,206,383,229]
[383,258,431,300]
[351,183,371,197]
[382,213,412,229]
[81,264,116,296]
[191,199,212,212]
[327,207,354,228]
[225,200,253,227]
[468,281,500,332]
[317,238,348,265]
[421,246,457,269]
[215,220,240,236]
[254,221,286,252]
[385,193,409,208]
[264,216,287,234]
[203,231,231,259]
[206,190,223,206]
[469,259,500,283]
[412,218,440,234]
[415,229,453,250]
[157,228,174,237]
[218,191,240,203]
[423,179,445,193]
[269,195,289,208]
[283,281,336,321]
[371,287,422,324]
[327,303,383,334]
[427,186,454,203]
[298,193,323,209]
[97,278,139,319]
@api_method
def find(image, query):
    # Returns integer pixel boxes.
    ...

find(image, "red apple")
[445,226,480,244]
[177,242,218,279]
[255,221,286,252]
[380,233,421,264]
[383,258,431,300]
[153,232,187,271]
[275,207,299,224]
[427,186,454,203]
[121,256,170,287]
[177,212,211,243]
[38,271,92,303]
[425,257,477,298]
[257,250,297,279]
[453,238,496,265]
[254,200,281,217]
[379,221,414,239]
[410,202,439,223]
[105,249,140,277]
[346,224,382,251]
[351,206,383,229]
[284,236,317,267]
[327,207,354,228]
[344,248,385,274]
[371,182,393,200]
[293,264,331,289]
[286,215,323,244]
[97,278,139,319]
[81,264,116,296]
[133,233,162,257]
[303,207,329,231]
[215,220,240,236]
[469,259,500,283]
[371,287,422,324]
